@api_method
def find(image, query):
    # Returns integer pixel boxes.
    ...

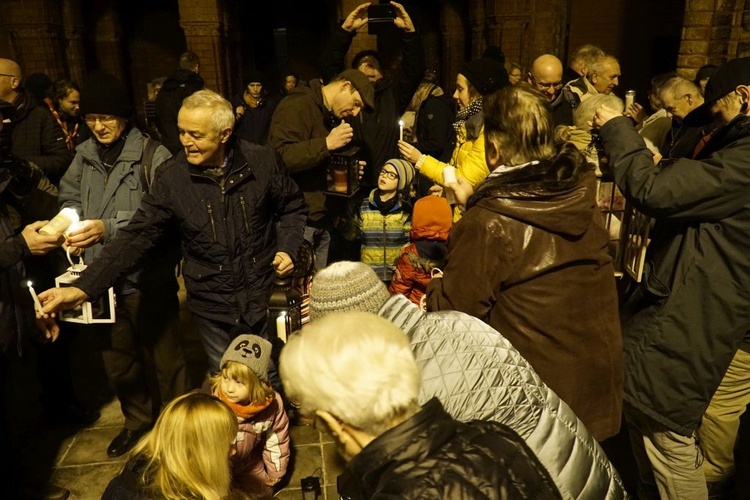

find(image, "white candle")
[39,207,79,236]
[276,313,287,343]
[27,281,43,314]
[399,120,404,142]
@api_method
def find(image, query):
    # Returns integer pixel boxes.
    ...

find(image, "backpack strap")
[138,135,162,193]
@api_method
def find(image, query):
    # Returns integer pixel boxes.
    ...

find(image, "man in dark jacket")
[154,51,204,154]
[0,58,74,184]
[320,1,424,191]
[594,57,750,499]
[280,311,562,499]
[269,69,374,269]
[38,89,308,375]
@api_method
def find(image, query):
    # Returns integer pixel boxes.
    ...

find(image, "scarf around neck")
[453,96,483,135]
[217,387,273,420]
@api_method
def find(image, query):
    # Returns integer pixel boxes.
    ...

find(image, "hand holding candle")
[27,281,43,314]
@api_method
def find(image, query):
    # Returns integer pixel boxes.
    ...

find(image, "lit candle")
[399,120,404,142]
[276,312,287,343]
[27,281,43,314]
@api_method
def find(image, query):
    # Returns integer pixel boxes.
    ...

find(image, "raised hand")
[326,120,354,151]
[342,3,371,32]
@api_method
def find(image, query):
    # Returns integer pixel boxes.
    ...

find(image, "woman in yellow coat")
[398,57,508,219]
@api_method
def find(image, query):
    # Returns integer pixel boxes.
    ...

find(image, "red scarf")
[44,97,78,151]
[217,388,273,420]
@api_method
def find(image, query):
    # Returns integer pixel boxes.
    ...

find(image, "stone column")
[339,0,377,69]
[485,0,530,69]
[3,0,67,79]
[178,0,229,95]
[93,3,125,81]
[677,0,739,79]
[529,0,568,61]
[469,0,486,60]
[62,0,86,84]
[440,0,466,91]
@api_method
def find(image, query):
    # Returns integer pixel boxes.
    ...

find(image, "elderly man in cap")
[269,69,374,269]
[594,57,750,499]
[58,71,187,458]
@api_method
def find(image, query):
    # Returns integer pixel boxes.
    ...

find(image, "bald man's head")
[528,54,564,101]
[0,58,22,103]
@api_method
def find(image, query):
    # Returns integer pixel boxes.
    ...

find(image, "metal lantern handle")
[66,246,84,267]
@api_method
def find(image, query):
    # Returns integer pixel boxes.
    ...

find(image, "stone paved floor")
[25,398,344,499]
[13,279,345,499]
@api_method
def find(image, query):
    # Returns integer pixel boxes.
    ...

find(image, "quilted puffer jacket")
[379,295,627,500]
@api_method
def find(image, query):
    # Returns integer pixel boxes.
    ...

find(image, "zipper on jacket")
[240,196,250,235]
[205,200,218,243]
[382,217,387,281]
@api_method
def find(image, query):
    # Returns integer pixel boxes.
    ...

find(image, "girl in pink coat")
[212,334,290,497]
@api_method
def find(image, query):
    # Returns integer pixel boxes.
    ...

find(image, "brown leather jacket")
[427,144,623,440]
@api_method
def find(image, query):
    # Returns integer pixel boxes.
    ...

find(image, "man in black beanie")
[59,70,187,458]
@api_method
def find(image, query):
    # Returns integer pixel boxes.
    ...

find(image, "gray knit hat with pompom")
[309,261,390,321]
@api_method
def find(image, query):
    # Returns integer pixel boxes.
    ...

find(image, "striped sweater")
[352,189,412,281]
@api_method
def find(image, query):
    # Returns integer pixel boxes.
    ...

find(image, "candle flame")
[27,281,32,287]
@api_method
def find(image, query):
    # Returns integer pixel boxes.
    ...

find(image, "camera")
[368,3,396,35]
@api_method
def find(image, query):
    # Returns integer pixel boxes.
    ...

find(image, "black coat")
[74,139,308,327]
[0,163,58,353]
[11,91,74,184]
[601,115,750,435]
[339,398,562,499]
[154,69,204,154]
[320,27,425,188]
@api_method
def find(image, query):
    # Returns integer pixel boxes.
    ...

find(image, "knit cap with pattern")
[220,334,272,381]
[309,261,390,321]
[383,158,415,192]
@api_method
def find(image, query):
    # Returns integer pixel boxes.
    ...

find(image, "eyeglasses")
[379,170,398,180]
[529,74,563,91]
[0,73,19,79]
[84,114,118,125]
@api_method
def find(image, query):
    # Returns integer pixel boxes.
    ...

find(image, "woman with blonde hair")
[102,393,241,500]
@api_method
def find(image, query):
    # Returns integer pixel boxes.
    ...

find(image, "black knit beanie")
[79,71,133,118]
[460,58,509,96]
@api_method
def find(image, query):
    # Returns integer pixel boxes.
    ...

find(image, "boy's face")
[378,165,399,193]
[220,374,251,404]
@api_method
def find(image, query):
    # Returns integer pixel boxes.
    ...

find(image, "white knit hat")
[309,261,390,321]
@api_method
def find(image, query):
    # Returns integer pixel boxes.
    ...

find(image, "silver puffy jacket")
[379,295,628,500]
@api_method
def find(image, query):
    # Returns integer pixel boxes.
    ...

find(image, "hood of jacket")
[162,69,204,91]
[467,143,596,238]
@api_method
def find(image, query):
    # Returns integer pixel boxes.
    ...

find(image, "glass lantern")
[55,252,116,323]
[266,276,302,343]
[326,146,360,197]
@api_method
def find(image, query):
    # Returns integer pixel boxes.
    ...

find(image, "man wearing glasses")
[0,58,72,184]
[58,71,187,459]
[527,54,575,126]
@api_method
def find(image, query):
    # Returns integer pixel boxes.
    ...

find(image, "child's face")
[377,165,399,193]
[221,374,251,404]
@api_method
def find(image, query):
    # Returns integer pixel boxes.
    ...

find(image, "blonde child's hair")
[211,360,275,404]
[128,392,238,500]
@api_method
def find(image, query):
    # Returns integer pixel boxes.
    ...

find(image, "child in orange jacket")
[389,195,452,306]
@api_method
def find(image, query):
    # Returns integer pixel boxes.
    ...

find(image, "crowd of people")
[2,0,750,498]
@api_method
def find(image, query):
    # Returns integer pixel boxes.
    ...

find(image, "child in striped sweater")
[343,159,414,283]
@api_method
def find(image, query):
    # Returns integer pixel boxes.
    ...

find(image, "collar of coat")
[468,143,589,208]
